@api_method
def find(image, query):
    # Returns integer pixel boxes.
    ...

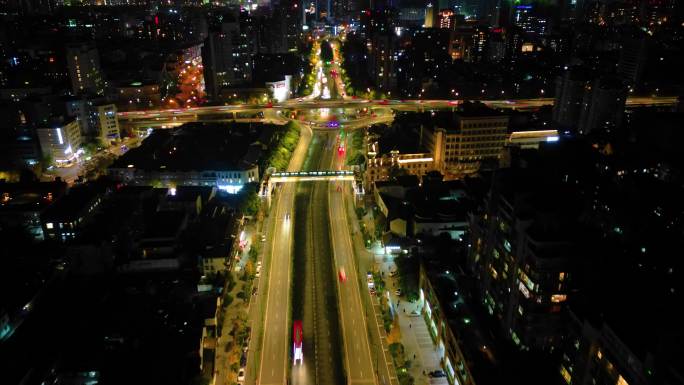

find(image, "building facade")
[467,169,581,351]
[36,118,82,166]
[423,112,509,176]
[202,17,252,100]
[66,42,104,96]
[418,264,477,385]
[91,103,121,144]
[109,167,259,193]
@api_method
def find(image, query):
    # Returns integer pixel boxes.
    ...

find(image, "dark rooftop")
[41,183,110,222]
[110,123,266,172]
[143,210,187,239]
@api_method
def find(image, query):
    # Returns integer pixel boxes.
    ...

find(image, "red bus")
[293,320,303,365]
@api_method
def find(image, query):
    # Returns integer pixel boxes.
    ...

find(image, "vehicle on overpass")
[293,320,303,365]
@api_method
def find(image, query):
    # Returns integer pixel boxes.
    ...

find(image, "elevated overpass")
[118,96,678,129]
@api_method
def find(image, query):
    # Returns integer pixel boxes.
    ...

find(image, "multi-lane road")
[329,158,380,385]
[249,122,312,385]
[246,39,391,385]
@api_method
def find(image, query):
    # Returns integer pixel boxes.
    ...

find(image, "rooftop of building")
[35,115,78,129]
[0,180,67,212]
[369,121,428,155]
[375,174,421,191]
[166,185,216,204]
[396,103,508,134]
[142,210,187,240]
[569,254,684,365]
[110,123,265,172]
[0,179,67,195]
[41,181,112,222]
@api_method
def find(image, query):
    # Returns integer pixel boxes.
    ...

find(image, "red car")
[338,267,347,282]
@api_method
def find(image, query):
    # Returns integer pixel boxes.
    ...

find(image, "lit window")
[560,365,571,384]
[559,272,566,281]
[46,223,54,229]
[551,294,567,303]
[596,349,602,360]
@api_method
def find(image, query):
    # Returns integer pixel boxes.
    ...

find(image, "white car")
[237,368,245,382]
[255,271,261,278]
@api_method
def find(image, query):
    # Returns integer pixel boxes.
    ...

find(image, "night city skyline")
[0,1,683,385]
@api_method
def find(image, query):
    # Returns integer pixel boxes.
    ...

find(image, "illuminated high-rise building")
[425,2,436,27]
[438,8,455,29]
[66,42,104,96]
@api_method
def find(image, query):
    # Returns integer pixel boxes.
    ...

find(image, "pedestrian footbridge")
[270,170,354,182]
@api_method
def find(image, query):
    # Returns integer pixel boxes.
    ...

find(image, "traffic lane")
[257,123,310,385]
[330,187,376,384]
[248,123,310,385]
[328,146,374,383]
[258,180,295,385]
[336,185,398,385]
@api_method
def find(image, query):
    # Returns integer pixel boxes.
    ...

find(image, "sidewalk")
[214,222,259,385]
[379,260,448,385]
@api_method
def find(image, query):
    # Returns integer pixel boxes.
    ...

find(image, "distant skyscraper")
[552,67,591,130]
[425,2,436,27]
[202,16,251,100]
[66,42,104,96]
[438,9,455,29]
[578,77,627,135]
[617,35,647,88]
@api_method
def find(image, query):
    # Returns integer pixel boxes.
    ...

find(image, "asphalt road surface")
[254,122,312,385]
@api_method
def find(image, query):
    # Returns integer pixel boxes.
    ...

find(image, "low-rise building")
[365,120,436,191]
[0,180,67,240]
[374,175,472,240]
[418,263,477,385]
[109,124,261,193]
[41,183,109,242]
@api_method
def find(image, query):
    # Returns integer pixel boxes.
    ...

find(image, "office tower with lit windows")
[202,14,251,100]
[66,42,104,96]
[467,165,585,351]
[438,8,455,29]
[420,105,509,176]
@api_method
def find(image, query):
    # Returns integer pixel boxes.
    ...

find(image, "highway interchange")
[242,39,390,385]
[112,37,679,385]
